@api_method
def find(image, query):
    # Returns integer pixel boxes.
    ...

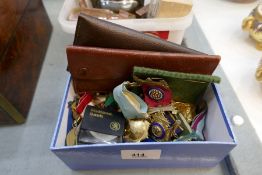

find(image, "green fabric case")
[133,67,221,104]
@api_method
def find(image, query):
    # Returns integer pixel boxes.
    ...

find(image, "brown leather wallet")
[73,13,202,54]
[67,46,220,94]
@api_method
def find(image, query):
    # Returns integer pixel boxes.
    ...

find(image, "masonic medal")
[173,102,195,124]
[124,119,150,142]
[149,111,174,142]
[140,78,172,107]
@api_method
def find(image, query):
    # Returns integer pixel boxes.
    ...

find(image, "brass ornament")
[172,102,195,124]
[124,119,150,142]
[242,4,262,50]
[73,116,82,127]
[149,111,180,142]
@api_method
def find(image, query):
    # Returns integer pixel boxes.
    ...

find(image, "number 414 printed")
[132,153,145,158]
[121,150,162,160]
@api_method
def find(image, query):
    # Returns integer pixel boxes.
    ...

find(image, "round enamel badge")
[148,88,164,101]
[150,122,165,139]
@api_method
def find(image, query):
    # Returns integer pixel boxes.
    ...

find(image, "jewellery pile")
[65,67,212,145]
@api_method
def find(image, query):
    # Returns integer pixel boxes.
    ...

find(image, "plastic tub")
[58,0,194,44]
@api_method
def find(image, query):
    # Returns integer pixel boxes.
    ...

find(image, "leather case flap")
[67,46,220,93]
[73,14,202,54]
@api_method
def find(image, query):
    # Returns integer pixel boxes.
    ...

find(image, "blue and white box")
[50,78,237,170]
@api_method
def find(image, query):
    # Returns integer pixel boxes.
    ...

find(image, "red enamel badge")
[142,84,172,107]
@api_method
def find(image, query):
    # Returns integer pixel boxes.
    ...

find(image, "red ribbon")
[76,92,92,114]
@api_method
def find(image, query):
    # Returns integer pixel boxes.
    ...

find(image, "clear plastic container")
[58,0,194,44]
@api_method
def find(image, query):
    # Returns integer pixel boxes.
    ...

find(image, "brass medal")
[124,119,150,142]
[173,102,195,124]
[66,127,77,146]
[66,123,81,146]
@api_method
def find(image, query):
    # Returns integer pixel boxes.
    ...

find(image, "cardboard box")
[50,77,237,170]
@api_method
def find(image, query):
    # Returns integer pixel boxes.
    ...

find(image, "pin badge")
[148,88,164,101]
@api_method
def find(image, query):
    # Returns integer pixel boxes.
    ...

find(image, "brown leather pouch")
[73,13,202,54]
[67,46,220,94]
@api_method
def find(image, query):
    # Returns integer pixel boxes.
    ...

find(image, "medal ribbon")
[76,92,92,114]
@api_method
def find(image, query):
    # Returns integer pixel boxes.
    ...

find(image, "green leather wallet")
[133,67,221,104]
